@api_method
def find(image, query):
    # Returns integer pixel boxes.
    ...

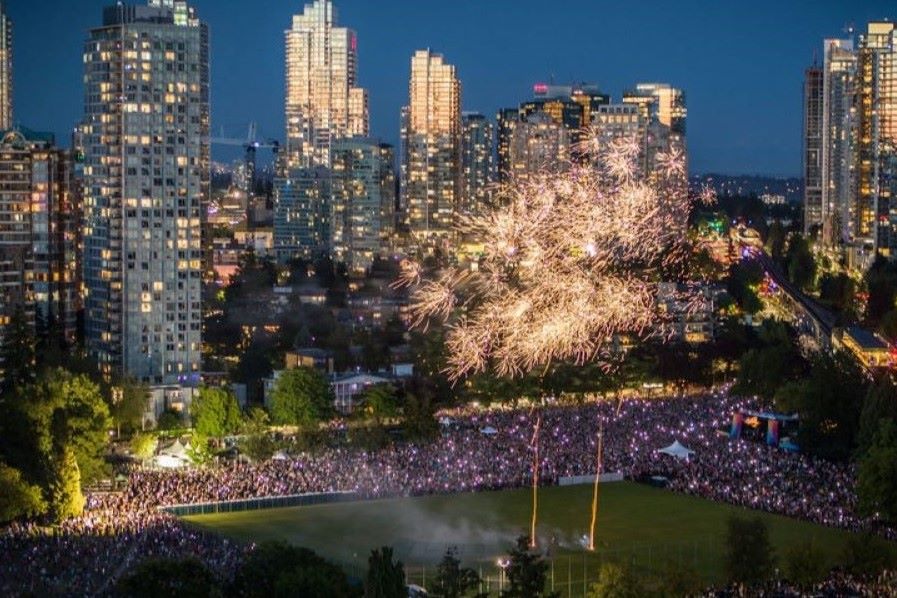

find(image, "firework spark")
[399,130,695,380]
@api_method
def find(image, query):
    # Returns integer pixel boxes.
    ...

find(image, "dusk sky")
[9,0,896,176]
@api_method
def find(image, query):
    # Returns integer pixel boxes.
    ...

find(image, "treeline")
[734,319,897,523]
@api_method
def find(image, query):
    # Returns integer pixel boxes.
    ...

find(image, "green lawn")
[184,482,863,594]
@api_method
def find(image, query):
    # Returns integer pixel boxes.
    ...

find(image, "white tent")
[155,439,191,469]
[657,440,694,461]
[272,450,289,461]
[480,426,498,436]
[439,416,454,427]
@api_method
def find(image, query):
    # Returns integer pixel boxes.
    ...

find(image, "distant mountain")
[690,174,802,204]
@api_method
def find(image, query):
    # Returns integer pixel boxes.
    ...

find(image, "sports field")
[184,482,861,593]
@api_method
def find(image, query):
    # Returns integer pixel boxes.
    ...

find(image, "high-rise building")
[400,49,461,249]
[0,1,11,130]
[504,112,571,183]
[855,22,897,257]
[820,39,857,246]
[460,112,494,217]
[330,138,395,273]
[803,66,824,238]
[0,129,80,348]
[273,167,331,263]
[623,83,687,178]
[522,83,609,139]
[285,0,368,169]
[82,0,208,385]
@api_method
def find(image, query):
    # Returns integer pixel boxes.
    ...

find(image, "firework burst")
[397,131,696,380]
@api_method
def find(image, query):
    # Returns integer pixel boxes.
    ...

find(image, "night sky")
[8,0,896,176]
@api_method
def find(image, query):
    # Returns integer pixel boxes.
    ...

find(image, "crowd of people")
[1,389,894,594]
[704,570,897,597]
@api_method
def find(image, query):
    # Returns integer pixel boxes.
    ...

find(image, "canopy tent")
[657,440,694,461]
[439,416,454,427]
[480,426,498,436]
[155,439,191,469]
[272,450,289,461]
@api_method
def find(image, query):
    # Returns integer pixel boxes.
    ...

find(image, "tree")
[784,541,828,588]
[502,536,558,598]
[269,367,333,428]
[156,409,185,431]
[0,305,36,395]
[0,462,46,523]
[402,392,439,441]
[765,221,787,263]
[360,384,399,426]
[110,377,150,436]
[231,541,357,598]
[724,516,775,585]
[734,322,806,402]
[818,273,858,319]
[774,352,866,460]
[49,444,85,521]
[865,256,897,325]
[21,369,113,487]
[365,546,405,598]
[130,433,157,464]
[116,557,221,598]
[431,547,481,598]
[586,562,643,598]
[239,408,276,462]
[191,386,243,440]
[785,235,816,292]
[840,533,895,577]
[858,377,897,455]
[857,419,897,522]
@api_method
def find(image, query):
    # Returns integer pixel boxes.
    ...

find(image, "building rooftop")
[845,326,889,351]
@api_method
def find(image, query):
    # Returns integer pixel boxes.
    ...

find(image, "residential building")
[273,166,331,263]
[330,137,395,273]
[460,112,494,217]
[400,49,461,250]
[284,0,368,169]
[82,0,208,385]
[803,66,824,238]
[0,1,10,130]
[505,111,571,182]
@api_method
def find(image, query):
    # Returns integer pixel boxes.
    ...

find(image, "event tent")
[657,440,694,461]
[480,426,498,436]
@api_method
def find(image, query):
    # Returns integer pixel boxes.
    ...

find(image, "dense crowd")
[704,570,897,597]
[1,389,894,595]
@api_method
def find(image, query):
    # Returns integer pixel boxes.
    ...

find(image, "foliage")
[110,377,150,436]
[774,352,866,460]
[239,408,276,462]
[784,541,828,588]
[657,559,702,597]
[765,221,786,263]
[365,546,406,598]
[402,392,439,441]
[0,305,36,394]
[839,533,895,577]
[431,547,482,598]
[734,321,806,401]
[0,462,46,523]
[586,562,643,598]
[360,384,399,425]
[191,386,243,439]
[724,516,775,585]
[726,260,764,315]
[231,541,357,598]
[156,409,185,431]
[818,273,858,321]
[785,235,816,292]
[502,536,558,597]
[130,433,157,463]
[858,377,897,455]
[49,444,85,521]
[116,557,222,598]
[864,256,897,325]
[857,419,897,522]
[269,367,333,428]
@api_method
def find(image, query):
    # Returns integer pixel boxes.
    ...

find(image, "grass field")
[184,482,861,594]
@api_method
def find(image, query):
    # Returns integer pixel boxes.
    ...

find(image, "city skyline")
[7,0,895,177]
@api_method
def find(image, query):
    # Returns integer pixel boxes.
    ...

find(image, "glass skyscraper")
[0,1,10,131]
[400,49,461,250]
[284,0,369,169]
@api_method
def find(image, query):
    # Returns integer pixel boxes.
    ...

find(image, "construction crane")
[210,122,280,193]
